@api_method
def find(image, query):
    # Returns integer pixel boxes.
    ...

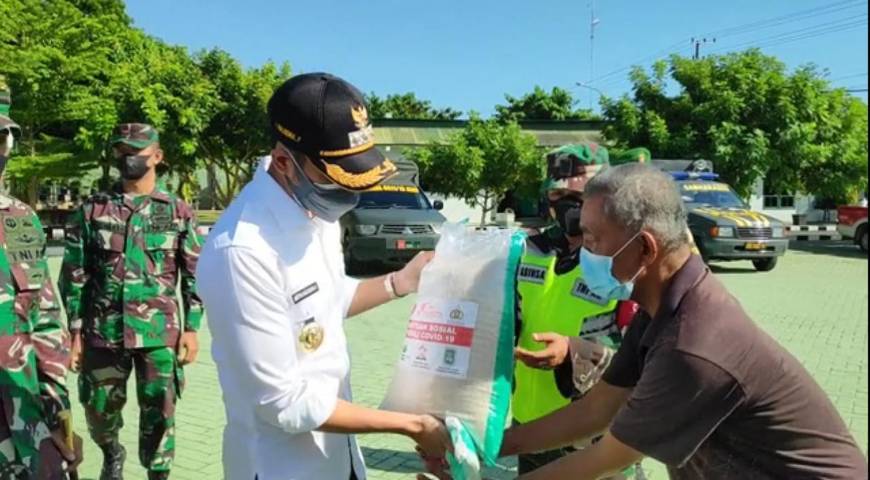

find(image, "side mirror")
[433,200,444,211]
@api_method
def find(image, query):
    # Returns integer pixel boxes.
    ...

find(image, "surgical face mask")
[116,153,152,180]
[0,131,13,176]
[580,231,644,301]
[282,149,359,223]
[549,196,583,237]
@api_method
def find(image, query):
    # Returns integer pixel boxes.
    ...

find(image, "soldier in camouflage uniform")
[0,77,81,478]
[59,123,203,480]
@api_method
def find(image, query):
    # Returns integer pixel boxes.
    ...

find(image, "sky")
[125,0,869,116]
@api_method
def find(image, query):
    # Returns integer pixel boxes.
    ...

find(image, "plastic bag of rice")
[380,222,524,479]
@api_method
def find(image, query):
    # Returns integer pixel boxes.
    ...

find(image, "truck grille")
[737,227,772,238]
[380,224,432,235]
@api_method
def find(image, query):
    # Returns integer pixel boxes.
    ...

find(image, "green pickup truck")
[658,160,789,272]
[340,159,446,274]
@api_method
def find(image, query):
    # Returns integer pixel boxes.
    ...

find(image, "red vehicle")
[837,204,868,252]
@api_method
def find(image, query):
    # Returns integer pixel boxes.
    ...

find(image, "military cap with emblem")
[109,123,159,149]
[0,75,21,134]
[544,142,610,193]
[267,73,398,191]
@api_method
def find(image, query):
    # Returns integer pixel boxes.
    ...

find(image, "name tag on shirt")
[571,279,608,305]
[518,264,547,284]
[292,282,319,304]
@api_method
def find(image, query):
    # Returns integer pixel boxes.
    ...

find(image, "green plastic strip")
[480,230,527,465]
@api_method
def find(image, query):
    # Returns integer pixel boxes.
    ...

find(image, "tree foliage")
[195,49,291,207]
[365,92,462,120]
[1,0,127,202]
[0,0,298,206]
[407,115,543,224]
[495,86,600,123]
[602,50,868,201]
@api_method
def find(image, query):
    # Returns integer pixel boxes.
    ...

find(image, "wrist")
[501,426,524,457]
[387,272,409,299]
[391,271,411,297]
[403,414,425,438]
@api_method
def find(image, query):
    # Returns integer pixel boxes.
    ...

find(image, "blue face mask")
[282,149,360,223]
[580,231,644,301]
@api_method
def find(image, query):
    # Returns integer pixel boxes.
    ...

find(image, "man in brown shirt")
[493,163,867,480]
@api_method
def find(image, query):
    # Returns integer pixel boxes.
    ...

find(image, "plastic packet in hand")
[380,222,525,479]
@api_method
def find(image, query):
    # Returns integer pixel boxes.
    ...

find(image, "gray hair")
[585,163,690,252]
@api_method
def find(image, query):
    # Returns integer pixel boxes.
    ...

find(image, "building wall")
[748,178,830,224]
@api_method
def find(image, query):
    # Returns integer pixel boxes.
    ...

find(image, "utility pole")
[691,37,716,60]
[589,0,600,109]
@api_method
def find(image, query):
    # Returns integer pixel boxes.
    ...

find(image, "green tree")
[1,0,129,203]
[408,115,543,225]
[495,86,600,123]
[105,32,218,201]
[601,49,868,200]
[1,0,219,203]
[365,92,462,120]
[196,49,291,207]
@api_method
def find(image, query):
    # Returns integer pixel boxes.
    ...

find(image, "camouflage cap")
[611,147,651,166]
[110,123,159,149]
[0,75,21,133]
[545,142,610,193]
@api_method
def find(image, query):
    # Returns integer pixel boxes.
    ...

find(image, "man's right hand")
[514,333,570,370]
[411,414,452,459]
[70,333,83,373]
[50,429,83,471]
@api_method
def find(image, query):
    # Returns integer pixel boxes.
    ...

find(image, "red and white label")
[399,299,479,379]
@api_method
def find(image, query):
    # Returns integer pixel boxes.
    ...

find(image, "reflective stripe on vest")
[512,249,618,424]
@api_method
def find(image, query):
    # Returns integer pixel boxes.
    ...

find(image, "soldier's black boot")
[98,441,126,480]
[147,470,170,480]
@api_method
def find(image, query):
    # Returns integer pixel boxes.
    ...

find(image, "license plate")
[396,240,420,250]
[744,242,766,250]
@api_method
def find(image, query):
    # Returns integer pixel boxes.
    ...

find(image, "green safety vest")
[512,247,618,424]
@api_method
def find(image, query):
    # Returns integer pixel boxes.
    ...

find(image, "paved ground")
[48,240,868,479]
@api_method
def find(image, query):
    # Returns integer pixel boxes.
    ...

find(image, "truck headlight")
[355,224,377,236]
[711,226,735,238]
[772,226,784,238]
[431,223,442,235]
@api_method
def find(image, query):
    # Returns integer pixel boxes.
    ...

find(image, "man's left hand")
[393,250,435,296]
[177,331,199,366]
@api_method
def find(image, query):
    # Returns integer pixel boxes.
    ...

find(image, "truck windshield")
[680,182,746,209]
[357,191,430,210]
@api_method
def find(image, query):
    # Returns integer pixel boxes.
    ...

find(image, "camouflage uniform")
[0,77,72,479]
[59,127,203,474]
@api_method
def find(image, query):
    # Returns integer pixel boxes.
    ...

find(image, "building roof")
[372,118,604,147]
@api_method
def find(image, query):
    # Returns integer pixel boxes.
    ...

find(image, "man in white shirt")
[196,73,450,480]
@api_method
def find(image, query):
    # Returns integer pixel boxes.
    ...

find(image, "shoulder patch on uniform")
[292,282,319,304]
[518,264,547,284]
[571,279,608,305]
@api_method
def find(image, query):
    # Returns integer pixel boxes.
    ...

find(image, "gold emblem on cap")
[322,158,397,189]
[351,105,369,129]
[299,320,325,352]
